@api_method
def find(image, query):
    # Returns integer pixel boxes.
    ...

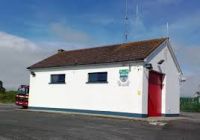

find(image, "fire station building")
[28,38,182,118]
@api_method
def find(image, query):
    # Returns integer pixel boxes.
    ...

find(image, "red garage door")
[148,71,164,116]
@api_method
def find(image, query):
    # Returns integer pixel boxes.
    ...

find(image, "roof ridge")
[28,37,169,69]
[60,37,168,53]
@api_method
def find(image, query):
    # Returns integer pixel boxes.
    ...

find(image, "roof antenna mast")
[136,4,139,21]
[124,0,129,43]
[166,22,169,37]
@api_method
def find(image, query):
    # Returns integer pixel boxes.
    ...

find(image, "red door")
[148,71,164,116]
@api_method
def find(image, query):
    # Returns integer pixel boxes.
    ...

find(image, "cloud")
[144,0,183,6]
[128,8,200,74]
[50,22,91,43]
[181,73,200,97]
[175,45,200,72]
[38,40,90,51]
[173,42,200,97]
[0,32,38,51]
[85,14,116,26]
[127,7,200,96]
[0,32,52,90]
[168,12,200,97]
[0,31,93,90]
[168,11,200,72]
[126,5,147,41]
[156,0,183,5]
[170,11,200,45]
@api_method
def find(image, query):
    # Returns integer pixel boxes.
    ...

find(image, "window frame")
[50,74,66,84]
[87,72,108,83]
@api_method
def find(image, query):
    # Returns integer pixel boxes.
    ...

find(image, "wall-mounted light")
[31,71,36,77]
[144,63,153,70]
[158,59,165,65]
[179,76,186,83]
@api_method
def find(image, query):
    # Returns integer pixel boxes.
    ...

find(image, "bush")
[180,97,200,112]
[0,91,17,103]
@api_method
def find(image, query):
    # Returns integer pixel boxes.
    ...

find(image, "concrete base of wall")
[28,107,179,118]
[162,114,179,117]
[29,106,148,118]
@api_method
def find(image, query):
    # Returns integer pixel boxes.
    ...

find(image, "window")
[50,74,65,84]
[88,72,107,83]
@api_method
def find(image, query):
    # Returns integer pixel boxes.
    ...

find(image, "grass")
[180,97,200,112]
[1,91,200,113]
[0,91,17,103]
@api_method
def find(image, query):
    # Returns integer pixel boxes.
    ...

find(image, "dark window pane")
[51,74,65,84]
[98,73,107,81]
[88,72,107,83]
[89,73,98,82]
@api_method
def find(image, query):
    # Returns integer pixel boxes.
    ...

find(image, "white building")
[28,38,182,118]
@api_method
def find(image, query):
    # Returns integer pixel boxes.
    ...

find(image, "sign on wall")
[118,69,130,86]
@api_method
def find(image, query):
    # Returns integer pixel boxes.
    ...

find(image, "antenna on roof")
[124,0,129,43]
[166,22,169,37]
[136,4,139,20]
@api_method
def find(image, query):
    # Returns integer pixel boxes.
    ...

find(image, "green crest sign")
[119,69,129,85]
[119,69,129,76]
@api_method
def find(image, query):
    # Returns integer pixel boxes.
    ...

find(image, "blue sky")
[0,0,200,94]
[0,0,199,45]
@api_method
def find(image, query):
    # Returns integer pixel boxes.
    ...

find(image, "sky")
[0,0,199,96]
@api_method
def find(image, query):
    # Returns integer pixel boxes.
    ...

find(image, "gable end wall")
[142,42,180,115]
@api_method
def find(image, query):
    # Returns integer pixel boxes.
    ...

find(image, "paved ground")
[0,104,199,140]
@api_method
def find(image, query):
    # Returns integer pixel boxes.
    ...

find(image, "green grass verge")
[0,91,17,103]
[1,91,199,112]
[180,97,200,112]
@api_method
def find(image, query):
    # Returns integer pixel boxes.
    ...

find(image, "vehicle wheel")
[22,106,28,109]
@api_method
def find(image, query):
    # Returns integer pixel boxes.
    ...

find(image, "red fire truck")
[15,85,29,108]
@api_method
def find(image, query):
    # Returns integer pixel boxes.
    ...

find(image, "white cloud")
[128,9,200,73]
[169,12,200,97]
[0,32,52,90]
[144,0,183,6]
[181,73,200,97]
[0,31,93,90]
[176,45,200,72]
[0,32,38,51]
[50,22,91,43]
[126,8,200,97]
[87,15,116,26]
[156,0,183,5]
[172,42,200,97]
[38,40,90,51]
[168,11,200,71]
[170,11,200,44]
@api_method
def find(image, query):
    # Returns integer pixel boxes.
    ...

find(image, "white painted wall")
[29,41,180,116]
[29,63,145,114]
[143,42,180,115]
